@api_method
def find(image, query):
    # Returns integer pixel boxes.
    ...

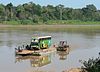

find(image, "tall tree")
[16,5,25,19]
[6,3,13,20]
[82,4,97,21]
[0,4,5,21]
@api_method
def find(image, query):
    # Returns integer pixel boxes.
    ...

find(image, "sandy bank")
[63,68,87,72]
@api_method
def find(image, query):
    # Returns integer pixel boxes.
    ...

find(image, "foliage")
[0,2,100,24]
[81,57,100,72]
[20,20,33,25]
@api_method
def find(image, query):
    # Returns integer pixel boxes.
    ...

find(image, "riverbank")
[0,24,100,33]
[63,68,85,72]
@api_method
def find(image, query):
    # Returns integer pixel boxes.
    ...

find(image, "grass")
[2,20,20,25]
[47,20,100,25]
[1,20,100,25]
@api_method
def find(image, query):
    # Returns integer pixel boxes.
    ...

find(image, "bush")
[81,57,100,72]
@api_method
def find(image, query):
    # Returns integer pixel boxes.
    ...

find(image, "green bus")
[30,36,51,50]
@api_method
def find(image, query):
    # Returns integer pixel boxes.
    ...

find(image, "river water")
[0,29,100,72]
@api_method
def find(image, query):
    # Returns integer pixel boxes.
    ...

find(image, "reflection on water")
[15,54,51,67]
[56,51,69,60]
[30,55,51,67]
[15,49,70,68]
[56,47,70,60]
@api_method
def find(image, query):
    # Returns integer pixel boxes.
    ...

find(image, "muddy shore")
[0,25,100,33]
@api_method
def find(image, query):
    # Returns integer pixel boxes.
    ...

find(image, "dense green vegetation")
[0,2,100,24]
[81,55,100,72]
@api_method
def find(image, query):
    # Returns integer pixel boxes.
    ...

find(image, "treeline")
[0,2,100,24]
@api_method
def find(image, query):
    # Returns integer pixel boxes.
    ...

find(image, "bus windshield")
[31,42,38,46]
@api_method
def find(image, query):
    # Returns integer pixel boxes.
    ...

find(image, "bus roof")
[32,36,51,39]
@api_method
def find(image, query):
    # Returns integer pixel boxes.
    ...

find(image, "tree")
[32,15,39,23]
[55,4,64,20]
[66,8,73,20]
[0,4,5,21]
[71,9,83,20]
[46,5,56,20]
[82,4,97,21]
[16,5,25,20]
[5,3,13,20]
[0,2,100,24]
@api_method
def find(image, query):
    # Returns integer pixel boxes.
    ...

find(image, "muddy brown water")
[0,29,100,72]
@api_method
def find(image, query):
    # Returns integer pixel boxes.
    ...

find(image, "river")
[0,29,100,72]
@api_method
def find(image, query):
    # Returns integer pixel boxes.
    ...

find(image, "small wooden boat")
[56,41,69,51]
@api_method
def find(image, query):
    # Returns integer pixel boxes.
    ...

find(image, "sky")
[0,0,100,9]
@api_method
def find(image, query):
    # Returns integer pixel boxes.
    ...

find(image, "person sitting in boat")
[18,46,22,52]
[26,45,31,50]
